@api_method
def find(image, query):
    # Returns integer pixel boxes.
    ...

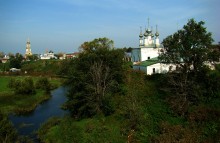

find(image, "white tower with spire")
[25,38,32,57]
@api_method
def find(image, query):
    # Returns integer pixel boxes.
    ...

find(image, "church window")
[153,68,155,73]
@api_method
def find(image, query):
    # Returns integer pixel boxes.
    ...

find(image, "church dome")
[144,30,148,37]
[151,33,154,38]
[147,28,151,34]
[139,33,143,38]
[155,31,159,37]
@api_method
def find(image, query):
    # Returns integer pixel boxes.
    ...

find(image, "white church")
[131,19,176,75]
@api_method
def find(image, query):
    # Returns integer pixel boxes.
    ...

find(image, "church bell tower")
[25,38,32,58]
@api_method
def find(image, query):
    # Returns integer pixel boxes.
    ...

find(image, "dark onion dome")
[155,31,159,37]
[155,25,159,37]
[139,31,143,38]
[147,28,151,34]
[139,26,143,38]
[151,33,154,38]
[144,30,148,37]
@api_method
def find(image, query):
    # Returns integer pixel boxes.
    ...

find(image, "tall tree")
[64,38,125,118]
[159,19,213,73]
[79,37,114,53]
[9,53,23,69]
[158,19,215,116]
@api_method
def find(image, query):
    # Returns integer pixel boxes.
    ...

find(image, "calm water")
[9,86,68,140]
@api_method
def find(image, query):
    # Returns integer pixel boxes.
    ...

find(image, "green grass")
[38,116,126,143]
[0,76,62,115]
[0,90,51,115]
[0,76,13,93]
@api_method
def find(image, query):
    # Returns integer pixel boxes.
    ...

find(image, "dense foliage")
[0,112,18,143]
[63,38,126,118]
[40,70,220,142]
[7,77,54,95]
[8,77,36,95]
[158,19,219,116]
[9,53,23,69]
[21,60,62,75]
[159,19,213,73]
[35,77,51,93]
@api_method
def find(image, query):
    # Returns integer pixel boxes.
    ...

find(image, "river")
[9,86,68,140]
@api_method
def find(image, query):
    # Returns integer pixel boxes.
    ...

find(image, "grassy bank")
[37,71,183,142]
[0,76,63,115]
[38,71,220,143]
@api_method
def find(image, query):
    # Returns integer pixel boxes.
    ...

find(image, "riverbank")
[37,71,220,143]
[0,76,63,115]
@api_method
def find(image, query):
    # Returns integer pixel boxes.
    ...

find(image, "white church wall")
[146,63,177,75]
[140,48,159,61]
[147,63,161,75]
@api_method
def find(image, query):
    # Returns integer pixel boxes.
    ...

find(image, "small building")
[133,57,176,75]
[64,52,79,59]
[1,55,10,63]
[40,50,57,60]
[9,68,21,72]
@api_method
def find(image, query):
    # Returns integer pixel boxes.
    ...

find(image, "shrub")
[0,113,18,142]
[8,77,36,95]
[154,122,199,143]
[36,77,51,93]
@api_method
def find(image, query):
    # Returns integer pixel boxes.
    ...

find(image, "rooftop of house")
[138,57,159,67]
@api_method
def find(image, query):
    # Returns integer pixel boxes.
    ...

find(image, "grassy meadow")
[0,76,62,115]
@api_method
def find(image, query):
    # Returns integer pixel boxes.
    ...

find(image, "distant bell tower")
[25,38,32,57]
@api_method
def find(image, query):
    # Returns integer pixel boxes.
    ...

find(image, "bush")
[154,122,199,143]
[38,117,61,140]
[36,77,51,93]
[0,113,18,142]
[38,117,83,143]
[8,77,36,95]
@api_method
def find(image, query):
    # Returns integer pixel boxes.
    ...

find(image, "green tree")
[79,37,114,53]
[158,19,214,115]
[159,19,213,73]
[208,44,220,63]
[63,38,125,118]
[26,54,39,61]
[8,78,36,95]
[9,53,23,69]
[36,77,51,94]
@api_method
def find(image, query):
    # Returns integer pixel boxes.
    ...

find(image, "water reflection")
[9,86,68,139]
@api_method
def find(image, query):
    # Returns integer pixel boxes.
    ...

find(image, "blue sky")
[0,0,219,54]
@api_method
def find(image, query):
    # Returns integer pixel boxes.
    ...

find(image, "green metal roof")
[139,57,159,67]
